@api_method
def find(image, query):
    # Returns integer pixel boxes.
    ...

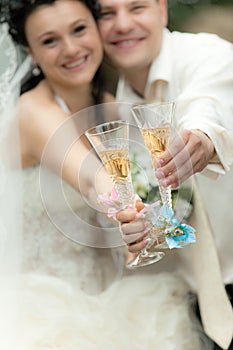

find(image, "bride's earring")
[32,64,41,76]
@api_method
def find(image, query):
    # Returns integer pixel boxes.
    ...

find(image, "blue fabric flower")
[151,205,196,249]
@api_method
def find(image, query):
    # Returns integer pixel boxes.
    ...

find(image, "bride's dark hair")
[1,0,105,103]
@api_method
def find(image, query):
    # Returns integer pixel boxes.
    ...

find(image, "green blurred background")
[167,0,233,42]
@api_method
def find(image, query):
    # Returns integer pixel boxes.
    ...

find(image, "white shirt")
[116,29,233,288]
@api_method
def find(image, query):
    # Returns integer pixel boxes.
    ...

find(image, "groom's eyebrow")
[99,0,151,10]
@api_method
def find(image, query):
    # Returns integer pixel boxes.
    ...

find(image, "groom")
[97,0,233,349]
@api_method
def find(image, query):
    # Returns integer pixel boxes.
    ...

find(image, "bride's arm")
[19,92,113,200]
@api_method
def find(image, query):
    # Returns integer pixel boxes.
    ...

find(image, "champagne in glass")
[141,126,172,208]
[98,147,133,207]
[85,120,165,268]
[85,121,135,207]
[132,102,174,209]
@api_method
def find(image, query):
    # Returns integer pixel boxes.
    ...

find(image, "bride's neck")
[45,79,94,114]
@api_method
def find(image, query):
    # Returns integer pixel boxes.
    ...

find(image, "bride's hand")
[116,201,149,253]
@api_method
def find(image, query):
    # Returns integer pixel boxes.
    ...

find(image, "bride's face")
[25,0,103,88]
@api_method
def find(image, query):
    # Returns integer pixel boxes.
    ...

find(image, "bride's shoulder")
[18,81,67,165]
[18,81,66,130]
[19,81,54,113]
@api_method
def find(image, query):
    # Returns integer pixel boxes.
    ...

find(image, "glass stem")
[114,180,135,208]
[158,182,172,209]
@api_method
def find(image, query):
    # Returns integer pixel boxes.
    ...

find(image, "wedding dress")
[0,23,211,350]
[19,166,207,350]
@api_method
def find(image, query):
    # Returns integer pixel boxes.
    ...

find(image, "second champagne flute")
[132,102,175,248]
[85,120,165,268]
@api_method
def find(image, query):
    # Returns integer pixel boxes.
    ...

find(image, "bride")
[0,1,211,349]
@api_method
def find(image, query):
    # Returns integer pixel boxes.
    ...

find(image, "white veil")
[0,23,31,349]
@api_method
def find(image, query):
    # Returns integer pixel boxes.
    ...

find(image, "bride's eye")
[42,37,57,46]
[74,25,86,35]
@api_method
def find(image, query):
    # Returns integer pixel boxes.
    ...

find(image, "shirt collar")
[147,28,172,86]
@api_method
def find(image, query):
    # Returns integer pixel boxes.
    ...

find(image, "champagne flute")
[132,102,175,248]
[85,120,165,268]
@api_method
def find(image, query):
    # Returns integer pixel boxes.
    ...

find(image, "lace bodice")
[22,165,118,294]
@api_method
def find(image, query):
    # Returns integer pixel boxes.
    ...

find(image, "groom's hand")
[155,129,215,188]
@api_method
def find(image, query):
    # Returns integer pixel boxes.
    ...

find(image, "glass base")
[126,251,165,270]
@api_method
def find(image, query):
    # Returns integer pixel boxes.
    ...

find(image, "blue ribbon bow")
[151,205,196,249]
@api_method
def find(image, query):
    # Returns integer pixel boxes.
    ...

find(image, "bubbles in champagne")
[141,127,171,168]
[99,148,135,206]
[99,148,130,182]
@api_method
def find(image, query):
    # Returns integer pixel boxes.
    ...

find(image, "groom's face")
[97,0,167,74]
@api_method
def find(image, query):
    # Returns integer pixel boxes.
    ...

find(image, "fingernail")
[135,212,145,219]
[143,226,150,234]
[157,158,165,167]
[155,169,165,179]
[144,238,151,247]
[161,178,170,187]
